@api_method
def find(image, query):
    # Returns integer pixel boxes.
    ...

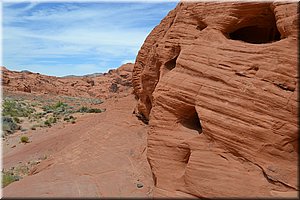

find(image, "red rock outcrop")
[1,63,134,99]
[133,2,298,198]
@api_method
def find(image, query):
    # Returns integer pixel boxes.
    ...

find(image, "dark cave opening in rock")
[229,25,281,44]
[165,55,178,71]
[196,21,207,31]
[229,9,281,44]
[181,107,203,133]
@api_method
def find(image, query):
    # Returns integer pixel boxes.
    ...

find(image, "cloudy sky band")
[3,1,178,76]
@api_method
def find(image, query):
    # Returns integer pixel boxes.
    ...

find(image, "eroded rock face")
[133,2,298,198]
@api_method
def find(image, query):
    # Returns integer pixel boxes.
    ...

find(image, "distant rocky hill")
[132,2,298,198]
[62,73,103,78]
[1,63,134,99]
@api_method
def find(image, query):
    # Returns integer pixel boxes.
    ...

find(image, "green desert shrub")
[2,116,21,136]
[78,106,89,113]
[2,99,35,117]
[53,101,66,109]
[63,115,76,123]
[44,120,49,126]
[13,117,22,124]
[91,99,103,105]
[44,120,51,127]
[42,101,73,116]
[88,108,102,113]
[20,136,29,143]
[78,106,103,113]
[30,102,38,107]
[32,112,44,120]
[49,117,57,124]
[44,116,57,127]
[2,171,19,188]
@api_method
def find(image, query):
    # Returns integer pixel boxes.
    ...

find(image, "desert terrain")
[2,1,299,198]
[2,64,154,197]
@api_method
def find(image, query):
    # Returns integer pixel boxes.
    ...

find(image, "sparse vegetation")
[2,99,35,117]
[44,117,57,127]
[2,96,105,137]
[2,116,21,136]
[44,120,51,127]
[91,99,103,105]
[78,106,103,113]
[2,155,47,188]
[2,171,19,188]
[13,117,22,124]
[42,101,73,115]
[20,136,29,143]
[89,108,103,113]
[77,106,89,113]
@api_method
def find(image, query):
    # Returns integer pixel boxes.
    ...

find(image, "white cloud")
[2,1,178,75]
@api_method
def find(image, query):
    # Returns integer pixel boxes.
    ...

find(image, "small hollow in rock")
[196,21,207,31]
[165,55,178,71]
[180,107,203,134]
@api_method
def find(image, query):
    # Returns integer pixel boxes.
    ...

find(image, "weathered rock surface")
[133,2,298,198]
[1,63,134,99]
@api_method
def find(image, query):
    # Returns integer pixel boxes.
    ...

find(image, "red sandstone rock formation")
[133,2,298,198]
[1,63,134,99]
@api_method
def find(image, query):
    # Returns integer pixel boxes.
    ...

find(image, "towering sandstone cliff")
[133,2,298,198]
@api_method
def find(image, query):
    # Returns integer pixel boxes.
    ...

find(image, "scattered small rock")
[137,183,143,188]
[11,145,16,148]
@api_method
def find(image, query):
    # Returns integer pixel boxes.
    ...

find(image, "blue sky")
[2,1,178,76]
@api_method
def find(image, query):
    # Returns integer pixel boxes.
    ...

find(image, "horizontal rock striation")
[132,2,298,198]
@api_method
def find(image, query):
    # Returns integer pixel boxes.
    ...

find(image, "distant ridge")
[62,72,103,78]
[2,67,104,78]
[2,63,134,98]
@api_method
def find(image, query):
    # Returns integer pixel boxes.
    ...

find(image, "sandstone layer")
[133,2,298,198]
